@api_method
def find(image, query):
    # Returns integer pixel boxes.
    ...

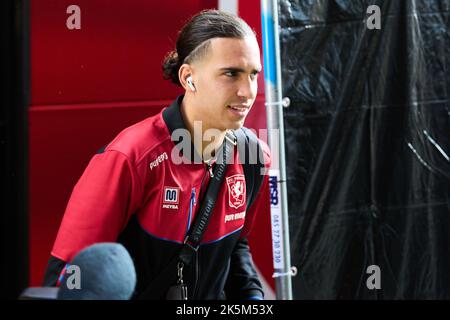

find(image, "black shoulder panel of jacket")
[42,255,66,286]
[234,127,265,211]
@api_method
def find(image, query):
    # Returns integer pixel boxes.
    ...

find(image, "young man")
[43,9,271,300]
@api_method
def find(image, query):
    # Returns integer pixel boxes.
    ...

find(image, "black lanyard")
[139,131,236,300]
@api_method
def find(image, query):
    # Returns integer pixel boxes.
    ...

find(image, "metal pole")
[261,0,293,300]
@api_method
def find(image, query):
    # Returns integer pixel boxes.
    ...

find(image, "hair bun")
[162,50,182,85]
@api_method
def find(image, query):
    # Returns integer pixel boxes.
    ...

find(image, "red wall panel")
[30,0,215,105]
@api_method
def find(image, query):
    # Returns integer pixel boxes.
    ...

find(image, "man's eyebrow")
[219,67,262,73]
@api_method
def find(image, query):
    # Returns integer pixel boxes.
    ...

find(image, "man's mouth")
[228,101,252,115]
[228,105,248,112]
[227,105,249,118]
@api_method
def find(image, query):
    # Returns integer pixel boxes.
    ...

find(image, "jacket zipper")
[185,188,196,237]
[198,163,211,201]
[206,162,214,178]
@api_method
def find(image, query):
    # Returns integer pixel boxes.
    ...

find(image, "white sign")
[269,169,284,270]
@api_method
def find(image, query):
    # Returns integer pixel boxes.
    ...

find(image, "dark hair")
[162,9,256,86]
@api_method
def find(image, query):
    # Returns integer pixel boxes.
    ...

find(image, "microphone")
[56,242,136,300]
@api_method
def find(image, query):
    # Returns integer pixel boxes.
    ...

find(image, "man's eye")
[225,71,237,77]
[250,72,259,79]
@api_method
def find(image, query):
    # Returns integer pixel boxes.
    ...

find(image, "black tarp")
[279,0,450,299]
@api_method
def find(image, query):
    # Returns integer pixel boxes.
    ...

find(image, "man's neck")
[180,95,227,162]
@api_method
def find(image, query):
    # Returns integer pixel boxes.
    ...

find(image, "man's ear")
[178,63,194,91]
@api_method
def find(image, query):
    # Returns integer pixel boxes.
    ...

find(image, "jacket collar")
[162,95,186,137]
[163,95,217,164]
[162,95,237,165]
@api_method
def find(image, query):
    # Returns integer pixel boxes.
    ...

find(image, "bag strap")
[139,129,266,299]
[179,130,235,259]
[182,127,266,251]
[139,131,235,299]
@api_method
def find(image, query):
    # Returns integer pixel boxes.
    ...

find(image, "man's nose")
[237,77,256,100]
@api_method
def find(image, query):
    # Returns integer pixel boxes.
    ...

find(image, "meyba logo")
[162,187,180,210]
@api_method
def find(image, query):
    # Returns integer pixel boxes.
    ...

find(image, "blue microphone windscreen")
[57,243,136,300]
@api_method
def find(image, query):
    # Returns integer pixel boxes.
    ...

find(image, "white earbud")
[186,76,196,92]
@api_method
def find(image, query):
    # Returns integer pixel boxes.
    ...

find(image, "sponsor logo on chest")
[149,152,168,170]
[225,211,246,223]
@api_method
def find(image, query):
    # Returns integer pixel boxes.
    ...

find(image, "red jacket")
[44,95,271,299]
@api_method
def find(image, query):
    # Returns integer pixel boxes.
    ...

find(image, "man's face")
[192,36,262,131]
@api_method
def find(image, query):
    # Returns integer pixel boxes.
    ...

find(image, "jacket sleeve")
[224,237,264,300]
[42,255,67,286]
[43,149,142,285]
